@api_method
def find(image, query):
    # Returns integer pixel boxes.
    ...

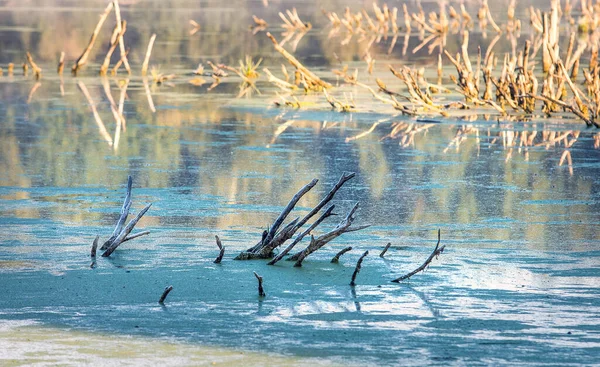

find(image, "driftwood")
[159,286,173,304]
[72,2,114,75]
[214,235,225,264]
[254,272,266,297]
[236,172,357,261]
[350,251,369,286]
[267,205,336,265]
[25,52,42,79]
[57,52,65,75]
[112,1,131,75]
[90,235,99,268]
[380,243,391,257]
[331,246,352,263]
[91,236,99,258]
[100,21,127,75]
[99,176,152,257]
[391,229,444,282]
[290,203,369,267]
[141,34,157,76]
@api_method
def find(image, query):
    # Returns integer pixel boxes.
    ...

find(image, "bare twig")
[159,286,173,304]
[350,251,369,286]
[141,34,157,76]
[331,246,352,263]
[26,52,42,79]
[102,203,152,257]
[101,176,133,250]
[380,243,391,257]
[254,272,266,297]
[57,52,65,75]
[268,205,336,265]
[214,235,225,264]
[91,236,99,258]
[72,2,114,75]
[391,229,444,282]
[291,203,370,267]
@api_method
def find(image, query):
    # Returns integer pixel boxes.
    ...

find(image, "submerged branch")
[391,229,444,282]
[350,251,369,286]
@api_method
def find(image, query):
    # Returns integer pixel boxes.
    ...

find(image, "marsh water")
[1,0,600,366]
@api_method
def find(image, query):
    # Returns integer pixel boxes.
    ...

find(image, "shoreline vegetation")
[2,0,600,127]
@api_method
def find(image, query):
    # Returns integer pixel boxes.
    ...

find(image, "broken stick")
[380,243,391,257]
[391,229,444,282]
[331,246,352,263]
[159,286,173,304]
[350,251,369,286]
[214,235,225,264]
[254,272,266,297]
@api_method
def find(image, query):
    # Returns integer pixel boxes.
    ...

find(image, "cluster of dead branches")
[233,172,369,266]
[91,176,152,260]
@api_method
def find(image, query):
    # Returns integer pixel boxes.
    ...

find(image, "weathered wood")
[25,52,42,79]
[57,52,65,75]
[331,246,352,263]
[236,172,358,260]
[101,176,132,250]
[159,286,173,304]
[141,34,156,76]
[214,235,225,264]
[291,203,370,267]
[254,272,266,297]
[259,173,355,257]
[91,236,99,258]
[102,203,152,257]
[350,251,369,286]
[112,1,131,74]
[391,229,444,282]
[122,230,150,243]
[380,243,392,258]
[268,205,336,265]
[72,2,114,75]
[100,22,127,75]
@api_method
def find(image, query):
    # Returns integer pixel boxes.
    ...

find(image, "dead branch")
[350,250,369,286]
[101,176,133,250]
[100,21,127,75]
[26,52,42,79]
[331,246,352,263]
[291,203,370,267]
[254,272,266,297]
[72,2,114,75]
[268,205,336,265]
[236,172,356,260]
[266,32,331,90]
[57,52,65,75]
[99,176,152,257]
[214,235,225,264]
[391,229,444,282]
[113,1,131,74]
[91,235,99,258]
[141,34,157,76]
[102,203,152,257]
[159,286,173,304]
[380,243,391,257]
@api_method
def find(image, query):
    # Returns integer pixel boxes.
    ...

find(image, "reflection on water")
[1,0,600,366]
